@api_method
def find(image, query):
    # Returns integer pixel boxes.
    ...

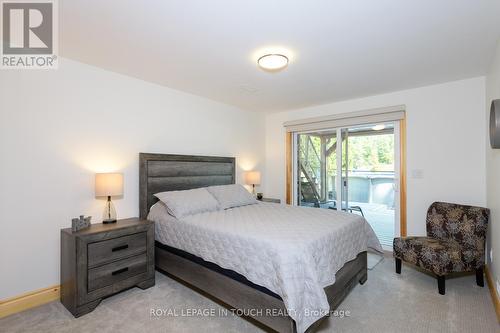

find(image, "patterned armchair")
[393,202,489,295]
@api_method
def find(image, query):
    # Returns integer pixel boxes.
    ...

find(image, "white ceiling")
[61,0,500,112]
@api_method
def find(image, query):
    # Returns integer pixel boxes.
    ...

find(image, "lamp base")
[102,196,117,224]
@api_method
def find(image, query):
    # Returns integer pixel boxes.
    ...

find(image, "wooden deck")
[301,201,395,248]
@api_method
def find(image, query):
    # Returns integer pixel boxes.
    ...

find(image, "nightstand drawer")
[88,232,147,268]
[87,254,147,292]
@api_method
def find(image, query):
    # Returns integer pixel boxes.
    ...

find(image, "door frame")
[285,118,407,237]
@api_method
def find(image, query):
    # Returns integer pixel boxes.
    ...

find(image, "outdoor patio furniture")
[347,205,364,217]
[300,181,336,208]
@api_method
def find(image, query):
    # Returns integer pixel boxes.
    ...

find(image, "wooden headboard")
[139,153,235,219]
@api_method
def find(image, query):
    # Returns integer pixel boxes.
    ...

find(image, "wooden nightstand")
[60,218,155,317]
[258,198,281,203]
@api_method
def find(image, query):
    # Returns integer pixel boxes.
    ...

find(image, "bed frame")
[139,153,367,333]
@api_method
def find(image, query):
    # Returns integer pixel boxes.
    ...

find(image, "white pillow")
[207,184,257,210]
[154,188,219,219]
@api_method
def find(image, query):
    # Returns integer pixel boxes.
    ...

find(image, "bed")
[139,153,382,333]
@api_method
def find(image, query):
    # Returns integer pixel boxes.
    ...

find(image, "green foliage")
[298,135,323,172]
[346,134,394,172]
[299,133,394,176]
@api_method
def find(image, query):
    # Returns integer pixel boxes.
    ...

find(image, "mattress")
[148,201,382,333]
[155,241,282,299]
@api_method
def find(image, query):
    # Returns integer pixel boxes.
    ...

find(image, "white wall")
[0,57,491,301]
[265,77,487,237]
[0,59,265,299]
[486,40,500,290]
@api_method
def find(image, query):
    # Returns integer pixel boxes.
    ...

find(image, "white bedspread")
[149,202,382,333]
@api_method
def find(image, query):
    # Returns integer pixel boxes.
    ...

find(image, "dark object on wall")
[61,218,155,317]
[490,99,500,148]
[71,215,91,232]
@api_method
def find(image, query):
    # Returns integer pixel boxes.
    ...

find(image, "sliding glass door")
[342,123,397,247]
[295,122,399,249]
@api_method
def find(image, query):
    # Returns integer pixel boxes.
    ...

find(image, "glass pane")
[344,123,395,247]
[297,131,337,209]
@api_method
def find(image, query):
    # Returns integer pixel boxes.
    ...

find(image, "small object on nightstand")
[245,171,261,195]
[95,173,123,224]
[256,192,263,200]
[71,215,91,232]
[258,197,281,203]
[61,218,155,317]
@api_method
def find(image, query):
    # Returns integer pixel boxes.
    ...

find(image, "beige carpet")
[1,258,498,333]
[367,252,384,270]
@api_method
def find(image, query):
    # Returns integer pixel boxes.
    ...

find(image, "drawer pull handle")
[112,267,129,276]
[112,244,129,252]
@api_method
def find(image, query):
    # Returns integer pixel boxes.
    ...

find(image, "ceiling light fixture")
[372,124,386,131]
[258,54,289,71]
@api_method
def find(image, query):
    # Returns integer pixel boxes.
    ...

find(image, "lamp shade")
[245,171,261,185]
[95,173,123,197]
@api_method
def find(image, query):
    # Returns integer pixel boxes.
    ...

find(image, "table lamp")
[95,173,123,224]
[245,171,261,196]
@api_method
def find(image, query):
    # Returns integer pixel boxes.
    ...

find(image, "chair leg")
[437,275,445,295]
[395,258,401,274]
[476,267,484,287]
